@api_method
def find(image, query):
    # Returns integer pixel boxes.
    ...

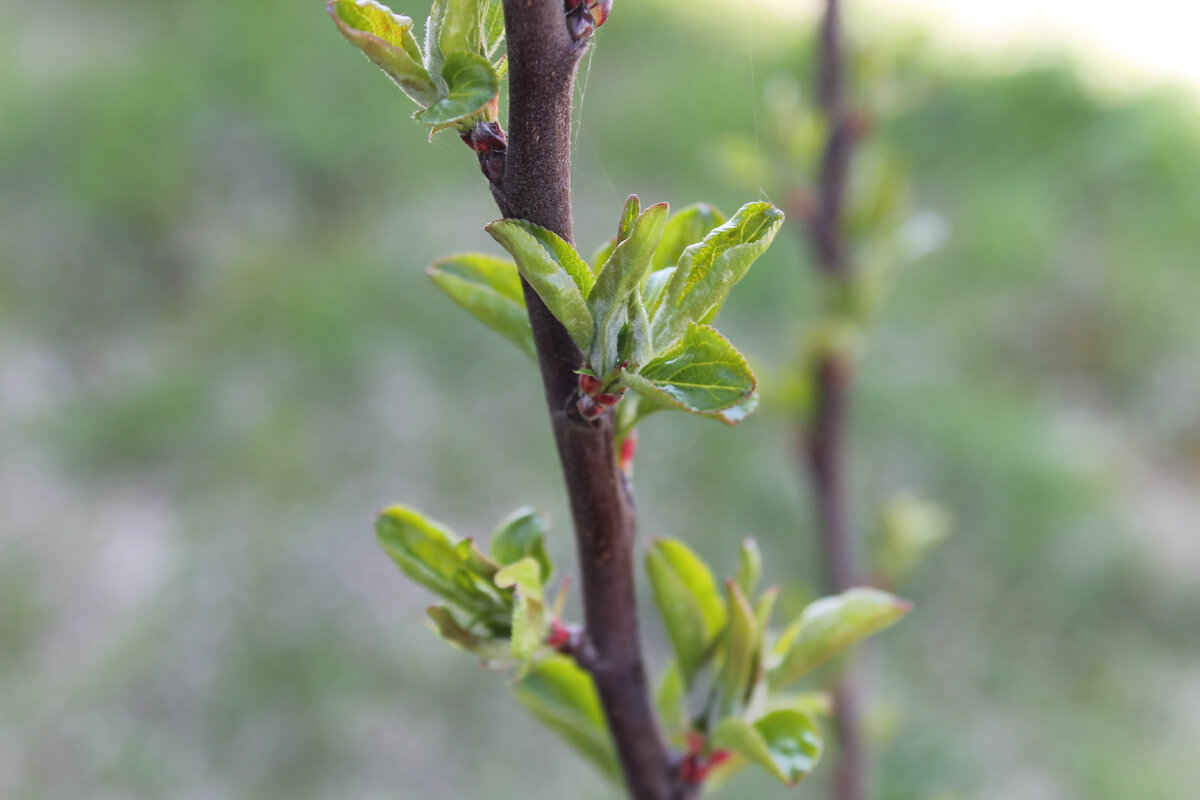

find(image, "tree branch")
[491,3,685,798]
[803,1,868,799]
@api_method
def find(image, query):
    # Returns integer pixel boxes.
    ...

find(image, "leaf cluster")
[646,537,911,788]
[376,505,560,667]
[432,196,785,429]
[328,0,506,132]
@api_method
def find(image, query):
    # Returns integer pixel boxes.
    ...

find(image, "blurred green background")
[2,1,1198,798]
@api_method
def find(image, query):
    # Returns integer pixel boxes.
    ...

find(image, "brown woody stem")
[803,1,869,799]
[490,3,688,798]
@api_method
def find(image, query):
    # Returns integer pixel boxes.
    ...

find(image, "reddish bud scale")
[546,621,572,649]
[578,373,603,394]
[593,392,621,408]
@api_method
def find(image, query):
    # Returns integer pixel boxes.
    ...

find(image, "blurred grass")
[2,1,1199,799]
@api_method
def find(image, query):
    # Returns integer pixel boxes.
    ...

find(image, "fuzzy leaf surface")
[414,50,498,127]
[587,200,668,373]
[624,323,755,418]
[652,202,726,271]
[427,254,533,359]
[486,218,594,350]
[327,0,438,106]
[651,201,784,349]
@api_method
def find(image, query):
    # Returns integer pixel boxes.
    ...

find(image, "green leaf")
[512,656,621,782]
[718,580,759,718]
[617,194,640,241]
[652,202,726,271]
[650,201,784,349]
[414,51,499,128]
[437,0,486,57]
[588,200,669,374]
[327,0,439,107]
[426,604,509,660]
[640,266,674,322]
[713,710,822,786]
[770,588,911,690]
[645,538,726,686]
[624,323,756,421]
[482,0,505,58]
[495,558,546,662]
[376,506,509,625]
[490,507,553,581]
[494,557,543,602]
[486,218,594,351]
[427,253,534,360]
[736,537,762,598]
[655,660,688,743]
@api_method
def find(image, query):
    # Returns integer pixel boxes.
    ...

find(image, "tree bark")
[803,1,868,799]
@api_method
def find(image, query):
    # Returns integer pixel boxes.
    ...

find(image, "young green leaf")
[712,710,822,786]
[736,537,762,598]
[587,200,669,374]
[617,194,640,242]
[770,588,912,690]
[655,660,688,744]
[651,201,785,349]
[652,202,727,271]
[486,218,595,350]
[327,0,439,107]
[645,538,726,686]
[494,557,544,602]
[427,604,510,660]
[376,505,509,626]
[640,266,675,322]
[427,253,534,360]
[482,0,505,58]
[718,580,759,718]
[490,506,553,580]
[495,558,546,661]
[437,0,486,57]
[512,656,621,782]
[624,323,756,420]
[414,51,499,128]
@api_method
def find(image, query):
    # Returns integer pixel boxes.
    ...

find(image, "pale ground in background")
[749,0,1200,93]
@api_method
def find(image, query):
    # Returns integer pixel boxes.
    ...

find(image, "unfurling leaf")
[770,588,911,689]
[713,710,823,786]
[645,538,726,686]
[376,505,510,631]
[495,557,546,661]
[428,253,534,359]
[436,0,488,58]
[718,580,759,718]
[513,656,621,782]
[736,537,762,598]
[588,199,669,374]
[427,604,509,660]
[486,218,595,351]
[327,0,440,107]
[651,203,727,271]
[490,507,553,580]
[624,323,756,422]
[651,201,785,349]
[414,51,499,128]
